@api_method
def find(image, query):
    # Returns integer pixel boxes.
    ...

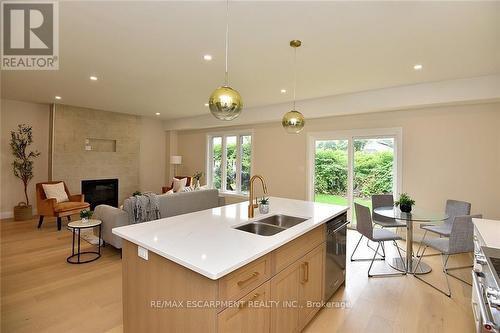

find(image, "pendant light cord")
[224,0,229,86]
[293,46,297,110]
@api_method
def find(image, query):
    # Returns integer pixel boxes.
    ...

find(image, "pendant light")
[208,0,243,121]
[282,40,305,134]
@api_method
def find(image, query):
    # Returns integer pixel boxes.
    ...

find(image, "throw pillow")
[166,189,174,194]
[42,182,69,203]
[172,177,187,192]
[181,186,194,192]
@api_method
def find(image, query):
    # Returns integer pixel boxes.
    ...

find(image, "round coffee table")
[67,219,102,264]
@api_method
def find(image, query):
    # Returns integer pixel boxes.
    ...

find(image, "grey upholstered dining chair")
[413,214,482,297]
[416,199,471,257]
[351,203,406,277]
[372,194,407,229]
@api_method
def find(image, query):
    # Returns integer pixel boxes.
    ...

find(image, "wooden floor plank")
[1,216,475,333]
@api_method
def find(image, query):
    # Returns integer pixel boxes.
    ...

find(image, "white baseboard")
[0,208,38,220]
[0,211,13,219]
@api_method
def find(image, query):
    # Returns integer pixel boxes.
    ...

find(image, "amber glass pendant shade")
[209,85,243,121]
[208,0,243,121]
[282,110,305,134]
[282,40,305,133]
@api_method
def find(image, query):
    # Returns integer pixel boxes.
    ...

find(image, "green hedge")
[315,149,393,198]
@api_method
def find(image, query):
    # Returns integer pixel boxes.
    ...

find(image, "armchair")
[162,176,193,193]
[36,181,90,230]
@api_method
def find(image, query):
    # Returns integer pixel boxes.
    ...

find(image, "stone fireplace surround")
[51,105,140,205]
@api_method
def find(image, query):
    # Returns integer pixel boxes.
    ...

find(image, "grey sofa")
[93,189,225,249]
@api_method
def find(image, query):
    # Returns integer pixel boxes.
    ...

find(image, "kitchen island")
[113,197,348,333]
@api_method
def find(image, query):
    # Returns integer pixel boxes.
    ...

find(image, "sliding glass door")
[309,129,401,228]
[314,140,349,206]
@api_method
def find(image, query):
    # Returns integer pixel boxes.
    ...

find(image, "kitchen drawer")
[219,254,271,304]
[218,281,271,333]
[272,225,325,274]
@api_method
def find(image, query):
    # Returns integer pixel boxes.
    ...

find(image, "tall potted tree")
[10,124,40,221]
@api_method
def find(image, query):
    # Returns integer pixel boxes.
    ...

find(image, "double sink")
[235,214,309,236]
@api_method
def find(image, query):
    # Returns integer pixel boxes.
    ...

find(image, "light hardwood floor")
[1,216,475,333]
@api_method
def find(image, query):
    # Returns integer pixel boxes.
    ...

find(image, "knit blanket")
[123,192,160,224]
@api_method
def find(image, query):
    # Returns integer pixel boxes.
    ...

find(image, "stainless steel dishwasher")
[324,212,349,302]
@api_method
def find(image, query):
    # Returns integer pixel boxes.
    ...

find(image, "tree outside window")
[209,133,252,194]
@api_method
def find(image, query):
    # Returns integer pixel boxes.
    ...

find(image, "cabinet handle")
[239,293,260,309]
[237,272,259,287]
[301,262,309,284]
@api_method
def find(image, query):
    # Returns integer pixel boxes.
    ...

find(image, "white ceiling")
[2,1,499,120]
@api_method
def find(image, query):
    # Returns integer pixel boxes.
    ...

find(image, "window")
[207,132,252,195]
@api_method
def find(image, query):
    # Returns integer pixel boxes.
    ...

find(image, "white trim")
[0,211,14,219]
[306,127,403,206]
[206,130,254,196]
[0,208,38,220]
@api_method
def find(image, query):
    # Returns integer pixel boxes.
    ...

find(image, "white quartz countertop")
[473,218,500,249]
[112,197,348,280]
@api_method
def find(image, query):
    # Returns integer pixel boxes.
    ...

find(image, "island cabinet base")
[121,224,326,333]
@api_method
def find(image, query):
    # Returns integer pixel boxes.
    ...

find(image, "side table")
[67,219,102,264]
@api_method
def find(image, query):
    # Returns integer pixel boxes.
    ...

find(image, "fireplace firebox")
[81,179,118,210]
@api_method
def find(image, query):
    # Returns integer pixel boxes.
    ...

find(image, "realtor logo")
[1,1,59,70]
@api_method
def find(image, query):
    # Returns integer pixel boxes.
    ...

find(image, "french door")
[307,128,402,228]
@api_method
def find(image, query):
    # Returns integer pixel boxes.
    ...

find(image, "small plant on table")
[395,193,415,213]
[80,209,93,222]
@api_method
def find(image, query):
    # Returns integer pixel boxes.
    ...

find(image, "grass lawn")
[314,194,349,205]
[314,194,372,209]
[314,194,372,224]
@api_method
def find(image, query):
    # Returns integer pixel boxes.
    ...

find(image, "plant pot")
[259,204,269,214]
[14,203,32,221]
[399,204,412,213]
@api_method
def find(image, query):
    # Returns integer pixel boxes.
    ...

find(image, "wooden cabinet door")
[299,243,325,329]
[218,281,271,333]
[270,260,301,333]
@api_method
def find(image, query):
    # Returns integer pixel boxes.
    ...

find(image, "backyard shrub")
[315,149,393,198]
[315,149,348,195]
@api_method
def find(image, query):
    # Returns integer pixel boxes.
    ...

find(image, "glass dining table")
[373,207,449,274]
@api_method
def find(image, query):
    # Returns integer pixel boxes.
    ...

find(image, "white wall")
[139,117,166,193]
[0,100,50,218]
[176,102,500,220]
[165,75,500,131]
[1,99,167,218]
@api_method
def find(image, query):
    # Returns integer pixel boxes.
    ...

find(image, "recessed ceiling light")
[89,76,98,81]
[204,103,209,107]
[280,89,287,94]
[413,64,423,70]
[55,96,61,100]
[203,55,212,61]
[155,112,160,116]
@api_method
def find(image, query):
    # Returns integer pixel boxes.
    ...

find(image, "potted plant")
[80,209,93,223]
[193,171,203,190]
[132,191,142,197]
[395,193,415,213]
[10,124,40,221]
[259,197,270,214]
